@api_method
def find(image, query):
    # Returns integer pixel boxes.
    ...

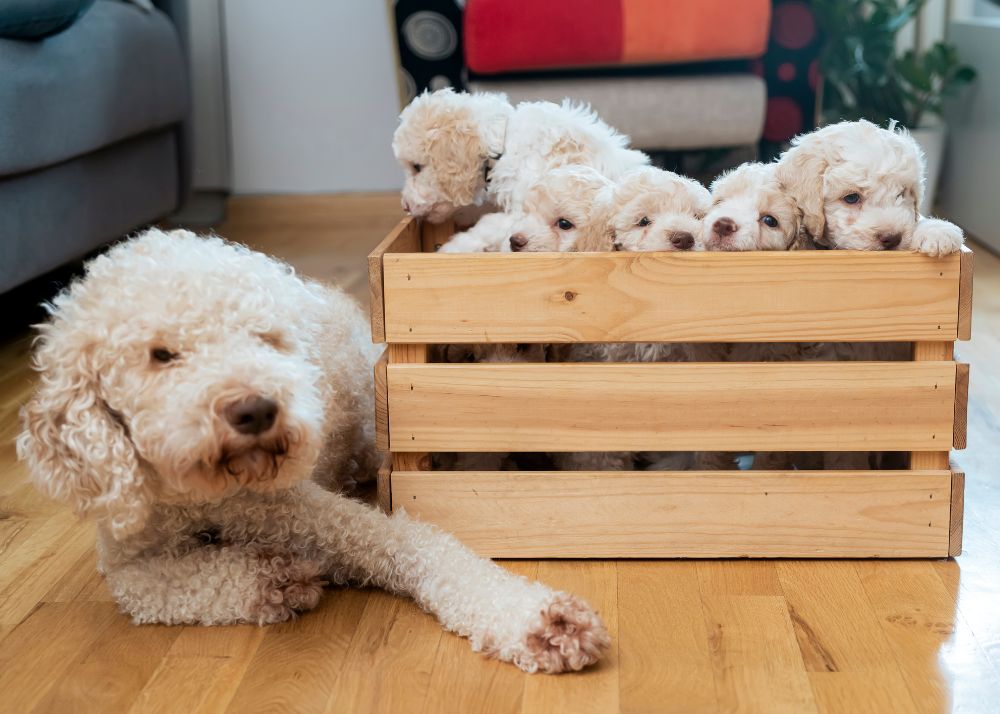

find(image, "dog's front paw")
[255,559,327,624]
[910,218,964,257]
[515,593,611,674]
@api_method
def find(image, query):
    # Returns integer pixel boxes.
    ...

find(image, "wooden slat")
[387,362,957,453]
[382,250,962,343]
[950,469,965,557]
[388,344,431,474]
[390,471,952,558]
[910,341,954,470]
[377,455,391,515]
[367,217,418,343]
[959,245,974,341]
[954,362,970,449]
[374,348,388,451]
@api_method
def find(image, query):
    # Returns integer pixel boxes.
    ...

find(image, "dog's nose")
[878,232,902,250]
[669,232,695,250]
[712,218,737,237]
[224,396,278,435]
[612,241,623,251]
[509,235,528,252]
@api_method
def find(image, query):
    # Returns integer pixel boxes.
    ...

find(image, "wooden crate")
[368,217,973,559]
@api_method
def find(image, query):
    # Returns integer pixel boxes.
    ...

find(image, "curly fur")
[608,166,710,252]
[393,88,648,222]
[775,119,964,255]
[17,229,608,674]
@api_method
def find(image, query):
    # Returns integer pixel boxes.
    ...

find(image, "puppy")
[704,162,802,252]
[393,88,648,223]
[17,229,609,674]
[775,119,964,255]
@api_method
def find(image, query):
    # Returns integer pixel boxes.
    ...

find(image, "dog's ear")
[17,326,151,540]
[427,112,490,207]
[775,139,829,246]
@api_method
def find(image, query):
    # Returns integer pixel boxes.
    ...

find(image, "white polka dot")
[429,75,452,91]
[402,11,458,61]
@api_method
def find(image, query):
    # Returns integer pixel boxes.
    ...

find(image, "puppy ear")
[775,140,829,245]
[428,113,489,206]
[17,328,150,540]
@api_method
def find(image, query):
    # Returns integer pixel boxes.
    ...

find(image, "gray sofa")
[0,0,189,294]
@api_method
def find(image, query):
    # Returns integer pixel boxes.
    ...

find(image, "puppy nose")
[224,396,278,435]
[878,232,902,250]
[712,218,737,237]
[612,241,623,251]
[401,197,411,214]
[509,235,528,252]
[669,232,695,250]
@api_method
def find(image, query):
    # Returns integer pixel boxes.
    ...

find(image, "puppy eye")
[411,163,423,174]
[151,347,178,364]
[842,193,862,205]
[637,216,651,227]
[556,218,575,230]
[761,215,779,228]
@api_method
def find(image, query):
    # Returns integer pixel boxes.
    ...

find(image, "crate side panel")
[391,471,952,558]
[382,251,961,343]
[387,362,957,452]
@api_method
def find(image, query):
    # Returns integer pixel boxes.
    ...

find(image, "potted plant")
[813,0,976,212]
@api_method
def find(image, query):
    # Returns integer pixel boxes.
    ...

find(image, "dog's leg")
[909,217,964,256]
[104,546,326,626]
[291,483,609,673]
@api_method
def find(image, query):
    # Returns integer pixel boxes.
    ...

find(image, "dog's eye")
[761,215,779,228]
[151,347,178,364]
[556,218,575,230]
[842,193,861,205]
[637,216,651,227]
[411,163,423,174]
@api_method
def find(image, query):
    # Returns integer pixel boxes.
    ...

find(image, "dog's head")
[17,229,331,539]
[704,162,801,251]
[506,165,614,253]
[392,88,512,223]
[608,167,709,252]
[775,119,925,251]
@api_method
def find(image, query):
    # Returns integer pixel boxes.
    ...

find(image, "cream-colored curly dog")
[17,229,609,674]
[775,119,964,255]
[393,88,647,224]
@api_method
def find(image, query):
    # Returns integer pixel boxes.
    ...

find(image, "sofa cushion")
[0,0,186,177]
[0,0,96,39]
[465,0,771,75]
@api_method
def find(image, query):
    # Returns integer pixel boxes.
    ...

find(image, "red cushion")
[464,0,771,74]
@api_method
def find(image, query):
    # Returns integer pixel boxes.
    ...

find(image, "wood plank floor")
[2,193,999,713]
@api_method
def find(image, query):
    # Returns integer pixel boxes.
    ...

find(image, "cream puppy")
[704,162,802,251]
[608,166,710,252]
[393,88,648,223]
[775,119,964,255]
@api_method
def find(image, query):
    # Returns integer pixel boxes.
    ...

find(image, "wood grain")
[376,455,391,515]
[388,344,431,474]
[420,219,455,254]
[367,217,418,343]
[387,362,957,453]
[950,470,965,557]
[390,470,952,558]
[910,341,954,471]
[953,362,969,449]
[374,348,388,451]
[382,248,962,343]
[959,245,974,341]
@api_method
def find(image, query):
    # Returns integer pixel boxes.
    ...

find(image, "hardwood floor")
[1,192,999,713]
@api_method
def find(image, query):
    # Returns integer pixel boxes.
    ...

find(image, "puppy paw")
[255,559,327,624]
[515,593,611,674]
[910,218,964,257]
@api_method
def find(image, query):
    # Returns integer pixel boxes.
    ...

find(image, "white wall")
[222,0,403,194]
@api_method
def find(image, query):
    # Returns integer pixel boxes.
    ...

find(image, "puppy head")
[392,88,512,222]
[775,120,925,250]
[507,165,614,253]
[608,167,709,252]
[17,229,331,538]
[704,162,801,251]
